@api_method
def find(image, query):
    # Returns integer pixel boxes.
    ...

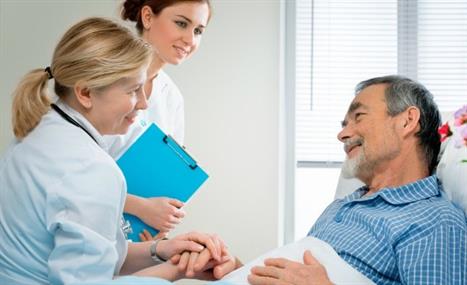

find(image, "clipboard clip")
[162,135,198,170]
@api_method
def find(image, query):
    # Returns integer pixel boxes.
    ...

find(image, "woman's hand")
[139,229,167,241]
[156,232,225,262]
[124,195,186,233]
[171,244,241,280]
[139,197,185,232]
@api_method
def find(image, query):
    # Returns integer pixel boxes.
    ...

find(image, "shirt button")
[334,213,343,223]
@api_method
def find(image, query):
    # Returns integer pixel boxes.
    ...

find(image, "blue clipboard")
[117,123,209,241]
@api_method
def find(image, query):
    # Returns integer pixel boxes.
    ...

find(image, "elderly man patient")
[171,76,466,284]
[173,75,459,285]
[249,75,467,285]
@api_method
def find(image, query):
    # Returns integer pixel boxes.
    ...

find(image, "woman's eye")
[175,21,187,28]
[129,87,141,96]
[194,28,203,35]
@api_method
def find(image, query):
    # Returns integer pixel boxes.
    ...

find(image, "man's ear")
[400,106,421,136]
[141,5,153,30]
[73,83,93,109]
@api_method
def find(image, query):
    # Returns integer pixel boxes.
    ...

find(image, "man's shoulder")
[378,176,464,223]
[399,192,465,226]
[393,195,466,246]
[425,194,466,227]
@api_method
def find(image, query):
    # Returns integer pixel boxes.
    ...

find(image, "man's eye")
[355,113,365,120]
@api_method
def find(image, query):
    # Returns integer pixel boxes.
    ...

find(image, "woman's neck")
[147,55,165,81]
[144,57,166,99]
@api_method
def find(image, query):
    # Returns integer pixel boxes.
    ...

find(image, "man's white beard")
[341,151,364,179]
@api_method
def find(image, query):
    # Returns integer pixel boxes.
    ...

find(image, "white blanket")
[221,236,374,285]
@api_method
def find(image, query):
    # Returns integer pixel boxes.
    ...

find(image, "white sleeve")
[46,159,126,284]
[156,71,185,145]
[172,95,185,145]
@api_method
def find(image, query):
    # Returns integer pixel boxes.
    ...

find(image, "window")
[290,0,467,241]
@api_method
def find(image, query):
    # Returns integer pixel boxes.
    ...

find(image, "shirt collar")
[55,100,107,148]
[345,175,441,205]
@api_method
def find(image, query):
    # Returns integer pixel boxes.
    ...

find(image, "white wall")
[0,0,282,283]
[166,1,281,282]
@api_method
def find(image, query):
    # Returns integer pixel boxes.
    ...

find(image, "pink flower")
[443,105,467,158]
[454,105,467,120]
[454,114,467,127]
[453,105,467,126]
[454,124,467,148]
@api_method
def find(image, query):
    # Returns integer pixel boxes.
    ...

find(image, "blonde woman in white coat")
[105,0,212,240]
[0,17,232,285]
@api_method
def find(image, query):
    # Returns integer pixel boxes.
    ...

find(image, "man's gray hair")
[355,75,441,174]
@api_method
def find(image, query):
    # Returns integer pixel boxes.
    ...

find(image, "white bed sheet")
[221,236,374,285]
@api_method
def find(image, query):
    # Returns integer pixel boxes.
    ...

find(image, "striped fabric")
[308,175,467,285]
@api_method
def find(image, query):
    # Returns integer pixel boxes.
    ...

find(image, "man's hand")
[248,250,333,285]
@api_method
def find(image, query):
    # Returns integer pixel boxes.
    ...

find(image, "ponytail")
[12,69,51,139]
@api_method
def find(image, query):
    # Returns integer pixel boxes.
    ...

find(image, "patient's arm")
[248,251,333,285]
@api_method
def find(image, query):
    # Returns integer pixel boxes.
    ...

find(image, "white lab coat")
[0,101,128,285]
[104,70,185,159]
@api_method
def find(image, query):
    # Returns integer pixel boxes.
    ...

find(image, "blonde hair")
[12,17,152,139]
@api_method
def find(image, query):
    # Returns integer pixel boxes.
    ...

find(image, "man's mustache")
[343,138,363,154]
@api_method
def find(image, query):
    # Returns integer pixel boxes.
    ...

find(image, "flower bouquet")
[436,105,467,213]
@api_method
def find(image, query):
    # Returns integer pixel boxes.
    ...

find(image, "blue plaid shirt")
[308,175,467,285]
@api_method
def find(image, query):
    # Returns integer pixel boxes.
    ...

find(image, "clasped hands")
[156,231,239,281]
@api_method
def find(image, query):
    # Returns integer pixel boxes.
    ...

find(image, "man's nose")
[337,124,352,143]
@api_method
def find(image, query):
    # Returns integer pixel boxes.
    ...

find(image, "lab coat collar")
[54,100,108,149]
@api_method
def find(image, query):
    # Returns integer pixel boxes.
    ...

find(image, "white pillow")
[334,173,364,199]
